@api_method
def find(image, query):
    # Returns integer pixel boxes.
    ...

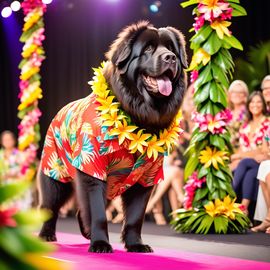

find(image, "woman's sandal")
[251,218,270,232]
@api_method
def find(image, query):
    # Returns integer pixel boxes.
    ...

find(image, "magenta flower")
[193,16,205,32]
[21,0,46,15]
[192,109,232,134]
[0,208,18,228]
[190,70,199,83]
[198,0,232,23]
[184,171,206,209]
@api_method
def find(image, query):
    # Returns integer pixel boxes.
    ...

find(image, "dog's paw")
[125,244,153,253]
[89,241,113,253]
[39,233,57,242]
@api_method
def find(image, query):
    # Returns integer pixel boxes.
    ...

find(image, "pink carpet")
[49,232,270,270]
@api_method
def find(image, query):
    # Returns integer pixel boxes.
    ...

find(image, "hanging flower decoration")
[89,63,183,160]
[18,0,46,180]
[171,0,250,234]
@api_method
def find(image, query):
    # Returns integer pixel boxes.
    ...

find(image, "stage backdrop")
[0,0,269,155]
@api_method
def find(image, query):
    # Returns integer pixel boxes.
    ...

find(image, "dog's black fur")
[39,21,187,253]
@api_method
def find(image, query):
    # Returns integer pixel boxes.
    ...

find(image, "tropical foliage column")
[18,0,46,180]
[171,0,250,234]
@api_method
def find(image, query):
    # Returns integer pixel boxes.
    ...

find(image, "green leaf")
[195,64,213,89]
[206,173,215,192]
[223,35,243,51]
[0,181,31,204]
[193,132,208,143]
[214,216,228,233]
[194,187,209,201]
[198,165,209,178]
[202,32,222,55]
[20,21,44,42]
[212,169,228,181]
[196,215,214,234]
[194,82,211,105]
[184,153,199,179]
[211,63,229,88]
[180,0,198,8]
[230,3,247,17]
[213,52,234,72]
[191,25,212,45]
[210,134,226,149]
[227,0,240,3]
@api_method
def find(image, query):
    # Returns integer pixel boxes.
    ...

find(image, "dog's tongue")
[157,76,172,96]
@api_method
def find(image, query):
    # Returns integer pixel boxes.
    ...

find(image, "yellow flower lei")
[89,62,183,161]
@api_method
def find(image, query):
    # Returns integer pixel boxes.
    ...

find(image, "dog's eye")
[144,45,154,53]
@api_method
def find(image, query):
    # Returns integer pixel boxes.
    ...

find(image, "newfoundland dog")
[39,21,187,253]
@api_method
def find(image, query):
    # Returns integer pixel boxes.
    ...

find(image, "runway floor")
[46,217,270,270]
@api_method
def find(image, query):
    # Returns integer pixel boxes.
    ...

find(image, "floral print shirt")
[239,116,270,152]
[41,94,164,199]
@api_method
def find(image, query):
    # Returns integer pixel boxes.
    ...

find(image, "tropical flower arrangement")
[18,0,46,180]
[0,181,69,270]
[171,0,250,234]
[89,62,183,161]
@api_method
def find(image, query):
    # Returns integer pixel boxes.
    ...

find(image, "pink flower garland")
[184,171,206,209]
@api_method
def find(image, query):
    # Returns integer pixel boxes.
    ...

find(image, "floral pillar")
[171,0,249,233]
[18,0,46,180]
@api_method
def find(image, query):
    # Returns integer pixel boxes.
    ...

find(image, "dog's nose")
[162,53,176,64]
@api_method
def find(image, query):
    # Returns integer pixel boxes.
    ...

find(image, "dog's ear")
[166,27,188,69]
[106,21,153,74]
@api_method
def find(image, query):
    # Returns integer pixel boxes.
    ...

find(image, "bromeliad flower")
[188,48,210,71]
[109,119,138,145]
[146,135,165,161]
[129,129,151,154]
[204,195,243,219]
[193,109,232,134]
[199,146,229,169]
[210,20,231,39]
[198,0,232,22]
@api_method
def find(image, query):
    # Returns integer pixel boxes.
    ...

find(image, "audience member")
[230,91,269,215]
[0,130,32,210]
[261,75,270,112]
[227,80,249,150]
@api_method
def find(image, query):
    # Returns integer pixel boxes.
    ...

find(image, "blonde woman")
[228,80,249,151]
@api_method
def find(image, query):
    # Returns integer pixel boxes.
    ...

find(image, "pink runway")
[50,233,270,270]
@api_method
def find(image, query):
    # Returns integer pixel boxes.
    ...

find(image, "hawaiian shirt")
[41,93,164,199]
[239,117,270,152]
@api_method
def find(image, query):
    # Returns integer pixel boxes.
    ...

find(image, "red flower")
[190,70,199,83]
[0,208,18,228]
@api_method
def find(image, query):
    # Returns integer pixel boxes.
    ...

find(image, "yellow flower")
[23,11,41,32]
[129,129,151,154]
[22,44,38,58]
[96,96,119,114]
[199,146,228,169]
[100,111,126,127]
[204,196,244,219]
[204,201,219,217]
[109,119,138,144]
[20,67,40,81]
[189,48,211,71]
[211,20,231,39]
[146,135,165,161]
[18,87,42,111]
[19,134,35,150]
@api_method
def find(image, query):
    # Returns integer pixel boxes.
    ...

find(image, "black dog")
[39,21,187,253]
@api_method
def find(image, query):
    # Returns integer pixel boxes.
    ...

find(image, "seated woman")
[230,91,269,215]
[227,80,248,151]
[252,124,270,232]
